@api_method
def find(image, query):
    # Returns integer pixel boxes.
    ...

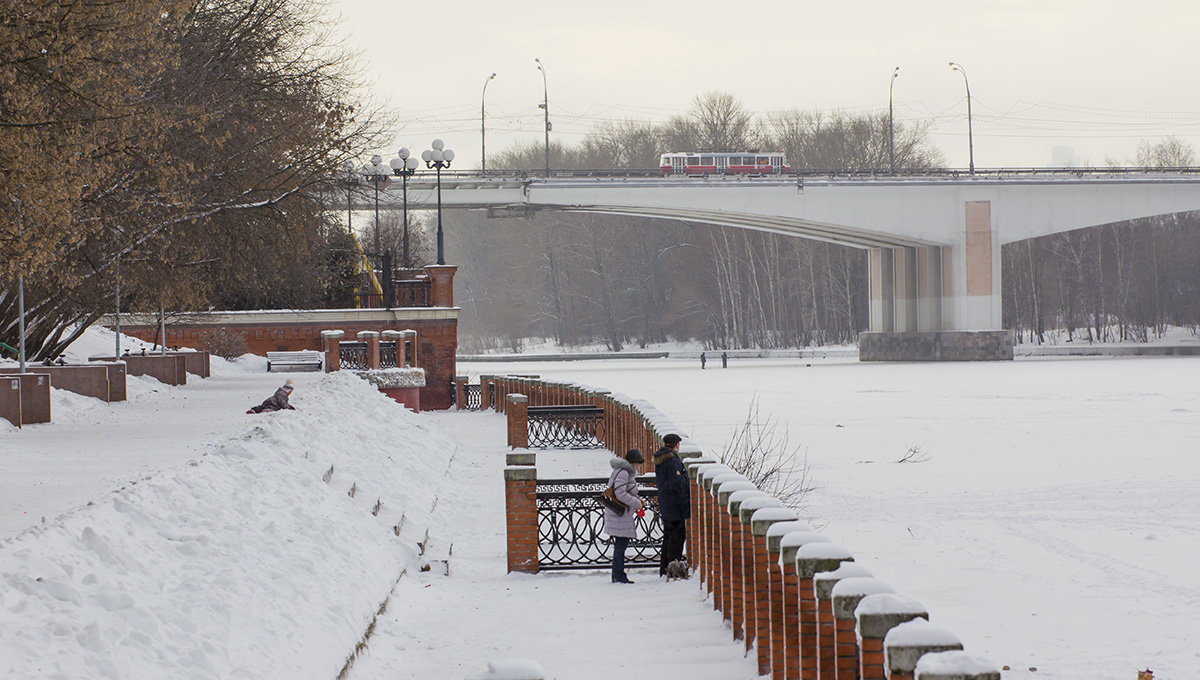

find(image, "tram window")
[742,156,753,165]
[685,156,699,166]
[755,156,767,165]
[701,156,713,165]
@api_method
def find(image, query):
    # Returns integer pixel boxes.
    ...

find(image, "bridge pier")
[863,201,1013,361]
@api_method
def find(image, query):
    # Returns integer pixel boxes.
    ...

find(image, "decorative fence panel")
[379,342,398,369]
[527,405,604,449]
[536,477,661,570]
[463,384,481,410]
[338,341,368,370]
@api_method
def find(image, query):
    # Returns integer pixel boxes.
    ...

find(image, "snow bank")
[0,370,457,679]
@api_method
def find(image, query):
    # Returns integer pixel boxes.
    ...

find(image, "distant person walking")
[653,433,690,576]
[700,352,707,369]
[721,351,728,368]
[604,449,645,584]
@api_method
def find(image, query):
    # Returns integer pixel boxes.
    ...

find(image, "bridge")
[355,168,1200,360]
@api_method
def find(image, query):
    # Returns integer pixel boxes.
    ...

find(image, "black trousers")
[659,519,687,574]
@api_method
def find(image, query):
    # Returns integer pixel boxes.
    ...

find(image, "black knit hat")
[625,449,645,464]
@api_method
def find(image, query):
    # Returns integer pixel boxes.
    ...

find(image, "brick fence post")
[740,496,785,656]
[750,507,799,677]
[815,562,873,680]
[729,491,772,645]
[453,375,467,410]
[479,375,493,410]
[504,466,539,574]
[507,393,529,449]
[913,650,1000,680]
[684,457,717,579]
[715,482,753,623]
[697,465,734,592]
[883,619,963,680]
[320,330,344,372]
[401,329,417,367]
[795,543,857,680]
[831,577,896,680]
[766,521,816,680]
[854,594,928,680]
[358,330,380,369]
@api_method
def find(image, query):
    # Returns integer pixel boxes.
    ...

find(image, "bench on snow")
[266,350,322,373]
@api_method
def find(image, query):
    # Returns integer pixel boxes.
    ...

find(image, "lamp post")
[949,61,974,175]
[889,66,900,173]
[481,73,496,173]
[362,154,391,305]
[341,160,356,235]
[421,140,454,266]
[389,148,420,266]
[16,265,25,372]
[535,58,550,175]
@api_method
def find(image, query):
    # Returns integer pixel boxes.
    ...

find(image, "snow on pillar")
[913,650,1001,680]
[854,594,929,680]
[831,577,897,680]
[814,561,872,680]
[883,619,963,680]
[320,330,344,372]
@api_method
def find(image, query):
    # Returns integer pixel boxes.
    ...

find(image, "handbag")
[599,486,627,515]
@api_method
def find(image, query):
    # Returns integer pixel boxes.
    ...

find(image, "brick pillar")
[815,561,872,680]
[766,521,815,680]
[684,457,717,580]
[751,509,799,678]
[792,540,853,680]
[402,329,417,367]
[697,465,733,592]
[911,651,1000,680]
[479,375,493,410]
[713,479,754,618]
[854,594,928,680]
[831,578,896,680]
[425,264,458,307]
[358,330,380,369]
[507,394,529,449]
[495,378,508,413]
[727,490,768,641]
[504,466,538,574]
[453,375,467,410]
[883,619,963,680]
[321,330,344,372]
[739,497,785,657]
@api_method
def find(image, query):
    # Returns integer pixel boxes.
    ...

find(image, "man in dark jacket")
[653,433,690,576]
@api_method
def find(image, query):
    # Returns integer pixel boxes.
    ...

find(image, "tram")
[658,151,789,176]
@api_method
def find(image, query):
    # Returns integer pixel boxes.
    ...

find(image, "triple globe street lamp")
[389,149,420,266]
[421,140,454,266]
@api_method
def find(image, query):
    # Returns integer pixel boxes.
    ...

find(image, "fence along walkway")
[494,374,1002,680]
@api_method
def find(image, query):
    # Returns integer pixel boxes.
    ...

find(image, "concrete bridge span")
[360,171,1200,360]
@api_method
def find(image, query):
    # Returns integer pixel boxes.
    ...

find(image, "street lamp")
[949,61,975,175]
[481,73,496,173]
[389,148,420,266]
[535,58,550,175]
[889,66,900,173]
[362,154,391,305]
[421,140,454,266]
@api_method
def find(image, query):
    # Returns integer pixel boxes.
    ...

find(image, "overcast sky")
[332,1,1200,170]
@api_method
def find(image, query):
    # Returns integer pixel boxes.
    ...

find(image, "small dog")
[665,559,690,581]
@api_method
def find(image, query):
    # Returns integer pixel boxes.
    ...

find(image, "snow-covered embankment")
[0,371,456,678]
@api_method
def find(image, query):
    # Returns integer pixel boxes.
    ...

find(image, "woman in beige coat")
[603,449,644,584]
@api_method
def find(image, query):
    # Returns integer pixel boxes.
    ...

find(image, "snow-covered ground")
[2,325,1196,679]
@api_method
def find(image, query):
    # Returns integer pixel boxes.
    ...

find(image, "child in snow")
[248,380,296,413]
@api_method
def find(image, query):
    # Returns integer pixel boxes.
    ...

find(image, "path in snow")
[347,411,760,679]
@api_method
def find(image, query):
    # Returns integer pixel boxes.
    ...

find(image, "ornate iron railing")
[379,341,398,369]
[339,341,368,370]
[536,477,661,570]
[463,383,481,410]
[527,405,604,449]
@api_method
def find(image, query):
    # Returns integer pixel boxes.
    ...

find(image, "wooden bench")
[266,350,322,373]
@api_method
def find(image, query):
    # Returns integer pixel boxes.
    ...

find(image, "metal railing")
[339,341,368,370]
[355,279,433,309]
[536,477,661,571]
[463,383,481,410]
[527,405,604,449]
[379,341,398,369]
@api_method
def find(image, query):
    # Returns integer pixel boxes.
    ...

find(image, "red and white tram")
[659,151,789,176]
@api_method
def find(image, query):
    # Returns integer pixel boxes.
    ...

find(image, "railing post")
[684,457,717,581]
[454,375,467,410]
[714,477,754,620]
[504,465,539,574]
[402,329,417,366]
[815,562,872,680]
[507,393,529,449]
[854,594,928,680]
[358,330,380,369]
[479,375,493,410]
[769,523,818,680]
[726,490,767,642]
[739,496,785,656]
[751,508,799,677]
[831,577,896,680]
[882,619,963,680]
[787,534,844,680]
[694,465,727,591]
[321,330,344,372]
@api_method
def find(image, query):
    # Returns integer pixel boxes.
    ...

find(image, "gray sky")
[332,1,1200,170]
